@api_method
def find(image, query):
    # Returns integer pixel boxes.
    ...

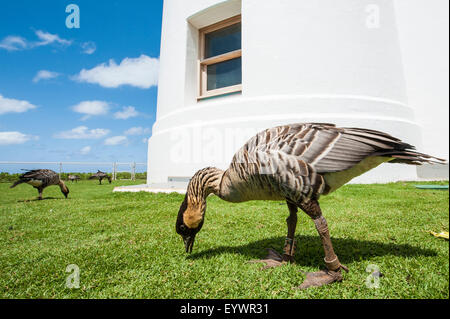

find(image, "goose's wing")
[94,171,108,177]
[20,169,55,180]
[231,123,445,198]
[18,169,58,186]
[230,124,337,200]
[239,123,443,174]
[232,123,366,173]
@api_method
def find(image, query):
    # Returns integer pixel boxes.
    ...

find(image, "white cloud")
[142,137,149,144]
[124,126,151,136]
[80,146,91,155]
[0,36,28,51]
[0,30,71,51]
[0,94,37,115]
[114,106,139,120]
[72,55,159,89]
[81,41,96,55]
[71,100,109,120]
[33,70,60,83]
[104,135,128,146]
[34,30,72,47]
[54,126,110,139]
[0,131,38,145]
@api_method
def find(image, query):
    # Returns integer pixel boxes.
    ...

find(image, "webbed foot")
[249,248,293,269]
[298,269,343,289]
[298,260,348,289]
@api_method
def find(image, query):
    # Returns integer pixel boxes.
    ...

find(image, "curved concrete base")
[113,183,187,194]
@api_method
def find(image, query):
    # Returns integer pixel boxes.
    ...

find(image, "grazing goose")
[10,169,69,200]
[175,123,446,289]
[89,170,111,184]
[68,174,80,182]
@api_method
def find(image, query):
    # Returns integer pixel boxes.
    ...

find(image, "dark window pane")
[207,57,242,91]
[205,23,241,58]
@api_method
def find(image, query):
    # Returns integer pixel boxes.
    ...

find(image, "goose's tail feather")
[374,149,447,165]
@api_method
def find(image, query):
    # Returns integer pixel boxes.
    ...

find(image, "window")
[198,15,242,99]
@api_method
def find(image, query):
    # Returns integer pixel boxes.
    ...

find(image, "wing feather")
[232,123,444,175]
[229,122,446,200]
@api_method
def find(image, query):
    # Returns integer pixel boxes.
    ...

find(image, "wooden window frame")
[198,15,242,100]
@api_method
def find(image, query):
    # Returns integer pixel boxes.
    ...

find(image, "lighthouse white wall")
[147,0,445,185]
[394,0,449,161]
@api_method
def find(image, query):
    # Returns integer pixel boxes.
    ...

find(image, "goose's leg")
[250,201,298,269]
[298,200,348,289]
[280,201,298,262]
[99,177,102,185]
[37,187,43,200]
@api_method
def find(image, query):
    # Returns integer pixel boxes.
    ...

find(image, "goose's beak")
[183,235,195,253]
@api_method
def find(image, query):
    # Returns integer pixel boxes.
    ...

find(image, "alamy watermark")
[65,264,80,289]
[66,4,80,29]
[169,124,263,166]
[365,264,382,288]
[168,123,303,175]
[365,4,380,29]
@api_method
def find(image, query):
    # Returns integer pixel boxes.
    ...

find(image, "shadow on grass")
[188,235,437,267]
[17,197,65,202]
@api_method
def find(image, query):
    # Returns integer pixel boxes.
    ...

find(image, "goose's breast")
[27,179,43,187]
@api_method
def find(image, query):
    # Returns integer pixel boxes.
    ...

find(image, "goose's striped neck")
[186,167,224,203]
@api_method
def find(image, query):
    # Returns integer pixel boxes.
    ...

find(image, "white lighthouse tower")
[146,0,446,188]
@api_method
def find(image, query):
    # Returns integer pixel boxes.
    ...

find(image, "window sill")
[197,84,242,101]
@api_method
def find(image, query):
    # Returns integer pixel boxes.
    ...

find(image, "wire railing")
[0,161,147,181]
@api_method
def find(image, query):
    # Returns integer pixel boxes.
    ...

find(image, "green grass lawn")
[0,179,448,299]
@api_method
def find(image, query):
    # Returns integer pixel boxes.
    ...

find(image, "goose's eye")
[180,225,186,232]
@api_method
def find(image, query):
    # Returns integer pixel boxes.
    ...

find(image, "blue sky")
[0,0,163,168]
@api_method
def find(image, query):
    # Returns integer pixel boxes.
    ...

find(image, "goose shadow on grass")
[187,235,438,267]
[17,197,64,202]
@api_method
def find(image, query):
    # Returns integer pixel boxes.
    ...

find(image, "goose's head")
[175,195,205,253]
[59,181,69,198]
[63,187,70,198]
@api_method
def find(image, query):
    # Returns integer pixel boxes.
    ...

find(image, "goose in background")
[68,174,80,182]
[89,170,112,184]
[10,169,69,200]
[175,123,446,289]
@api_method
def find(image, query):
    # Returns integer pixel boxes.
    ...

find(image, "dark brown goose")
[68,174,80,182]
[175,123,446,289]
[89,170,111,184]
[10,169,69,200]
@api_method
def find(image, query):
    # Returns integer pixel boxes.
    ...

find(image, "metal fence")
[0,161,147,181]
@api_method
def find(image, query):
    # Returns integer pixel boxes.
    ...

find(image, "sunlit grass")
[0,179,448,298]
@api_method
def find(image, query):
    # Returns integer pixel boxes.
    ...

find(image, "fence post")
[113,162,117,181]
[131,162,136,181]
[59,162,62,179]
